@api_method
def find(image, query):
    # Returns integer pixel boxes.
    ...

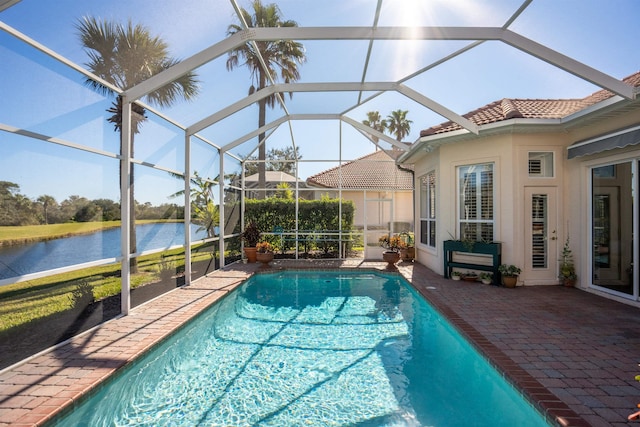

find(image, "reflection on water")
[0,223,208,280]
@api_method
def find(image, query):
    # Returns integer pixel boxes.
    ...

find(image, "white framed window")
[458,163,494,241]
[528,152,554,177]
[419,171,436,247]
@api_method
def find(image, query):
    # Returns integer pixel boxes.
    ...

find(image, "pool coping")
[408,281,587,427]
[0,261,591,426]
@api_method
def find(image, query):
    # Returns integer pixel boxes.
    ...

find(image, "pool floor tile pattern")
[0,260,639,426]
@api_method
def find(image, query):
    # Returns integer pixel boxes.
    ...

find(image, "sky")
[1,0,639,205]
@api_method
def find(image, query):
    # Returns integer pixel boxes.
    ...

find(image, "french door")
[524,187,559,284]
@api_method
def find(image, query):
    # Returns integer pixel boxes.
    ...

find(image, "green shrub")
[69,280,94,308]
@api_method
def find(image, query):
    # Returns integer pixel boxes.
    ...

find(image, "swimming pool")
[50,270,552,426]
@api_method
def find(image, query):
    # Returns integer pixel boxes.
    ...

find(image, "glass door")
[592,163,635,297]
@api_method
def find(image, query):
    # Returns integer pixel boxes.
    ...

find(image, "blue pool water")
[51,271,552,427]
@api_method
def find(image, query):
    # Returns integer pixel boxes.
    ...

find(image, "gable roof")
[306,150,413,190]
[420,72,640,137]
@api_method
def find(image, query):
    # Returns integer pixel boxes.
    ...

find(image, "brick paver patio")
[0,260,638,426]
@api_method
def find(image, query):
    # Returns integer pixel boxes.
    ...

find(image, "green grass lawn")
[0,243,220,333]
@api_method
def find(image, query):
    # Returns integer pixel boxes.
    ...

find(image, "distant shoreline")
[0,220,182,247]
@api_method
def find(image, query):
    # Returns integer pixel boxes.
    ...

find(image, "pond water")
[0,223,209,281]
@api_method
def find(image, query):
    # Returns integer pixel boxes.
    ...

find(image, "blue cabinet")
[443,240,502,284]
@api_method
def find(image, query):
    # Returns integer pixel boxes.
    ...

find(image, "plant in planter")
[558,236,577,287]
[451,271,462,280]
[379,234,402,266]
[242,222,261,263]
[462,271,479,282]
[255,241,274,266]
[256,241,273,253]
[498,264,521,288]
[399,232,415,261]
[479,272,493,285]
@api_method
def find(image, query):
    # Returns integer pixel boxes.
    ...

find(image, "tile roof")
[306,149,413,190]
[420,71,640,137]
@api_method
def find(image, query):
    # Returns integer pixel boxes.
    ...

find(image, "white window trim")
[457,163,495,242]
[419,170,436,249]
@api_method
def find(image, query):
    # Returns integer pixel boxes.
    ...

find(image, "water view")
[0,223,209,281]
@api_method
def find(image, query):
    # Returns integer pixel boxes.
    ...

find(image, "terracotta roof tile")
[306,150,413,190]
[420,71,640,137]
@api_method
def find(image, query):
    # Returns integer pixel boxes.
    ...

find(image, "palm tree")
[37,195,56,225]
[226,0,306,198]
[169,171,219,238]
[77,17,199,272]
[386,109,412,142]
[362,111,387,145]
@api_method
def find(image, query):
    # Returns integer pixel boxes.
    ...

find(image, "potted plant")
[559,236,577,287]
[255,241,274,266]
[479,272,493,285]
[242,222,261,263]
[399,232,415,261]
[379,234,402,266]
[451,271,462,281]
[462,271,479,282]
[498,264,521,288]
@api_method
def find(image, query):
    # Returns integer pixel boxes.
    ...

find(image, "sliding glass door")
[591,162,636,298]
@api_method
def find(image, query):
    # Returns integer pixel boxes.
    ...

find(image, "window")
[419,171,436,247]
[528,152,554,177]
[458,163,494,241]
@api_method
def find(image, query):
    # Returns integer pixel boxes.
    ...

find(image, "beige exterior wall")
[410,107,639,302]
[308,189,413,229]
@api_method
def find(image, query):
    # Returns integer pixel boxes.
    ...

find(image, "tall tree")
[362,111,387,144]
[386,109,412,142]
[77,17,199,272]
[36,195,57,225]
[226,1,306,198]
[245,146,302,176]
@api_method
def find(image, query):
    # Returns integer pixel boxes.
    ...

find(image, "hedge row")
[241,198,355,254]
[244,198,354,232]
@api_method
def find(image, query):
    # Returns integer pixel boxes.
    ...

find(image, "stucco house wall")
[402,71,640,306]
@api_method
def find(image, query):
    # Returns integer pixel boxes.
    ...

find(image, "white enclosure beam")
[501,30,635,100]
[341,116,405,150]
[396,84,479,134]
[183,134,192,285]
[125,31,247,101]
[0,21,122,95]
[120,99,132,316]
[222,117,287,153]
[125,26,504,103]
[249,26,505,42]
[188,83,394,135]
[221,113,341,153]
[218,154,225,268]
[191,81,478,138]
[188,85,278,135]
[0,0,21,12]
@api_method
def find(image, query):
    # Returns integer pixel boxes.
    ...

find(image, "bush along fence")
[240,198,356,255]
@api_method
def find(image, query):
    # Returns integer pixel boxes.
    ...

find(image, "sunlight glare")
[380,0,499,81]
